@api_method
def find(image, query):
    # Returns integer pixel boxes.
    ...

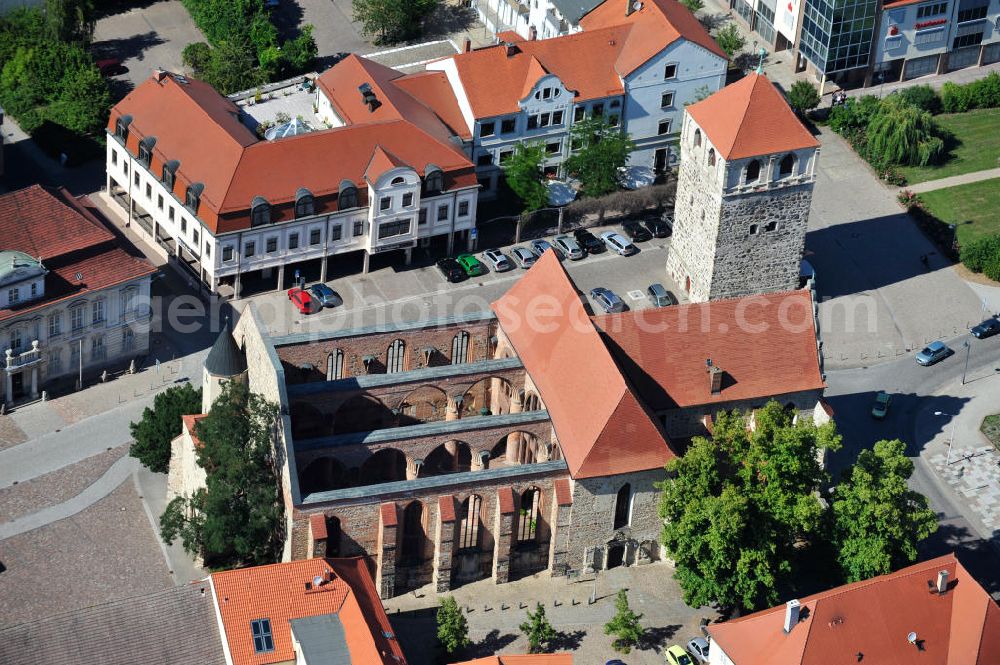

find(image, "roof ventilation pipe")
[783,599,801,634]
[936,570,949,594]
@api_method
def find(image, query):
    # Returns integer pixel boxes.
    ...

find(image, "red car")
[95,58,125,77]
[287,287,319,314]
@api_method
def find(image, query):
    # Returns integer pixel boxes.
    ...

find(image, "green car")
[456,254,487,276]
[871,391,892,419]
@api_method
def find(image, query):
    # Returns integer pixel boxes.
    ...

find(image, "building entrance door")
[654,148,668,174]
[606,542,625,569]
[11,372,24,399]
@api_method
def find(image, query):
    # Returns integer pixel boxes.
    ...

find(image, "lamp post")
[934,411,956,465]
[961,340,971,385]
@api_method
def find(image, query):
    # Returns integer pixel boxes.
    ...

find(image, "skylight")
[251,618,275,653]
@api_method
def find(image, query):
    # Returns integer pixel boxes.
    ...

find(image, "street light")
[934,411,956,465]
[961,340,971,385]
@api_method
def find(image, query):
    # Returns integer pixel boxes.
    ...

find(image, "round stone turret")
[202,321,247,412]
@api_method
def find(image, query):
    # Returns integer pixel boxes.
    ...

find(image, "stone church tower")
[665,73,820,303]
[202,320,247,413]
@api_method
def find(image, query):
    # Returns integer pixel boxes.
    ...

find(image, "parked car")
[481,248,513,272]
[574,228,605,254]
[643,217,671,238]
[456,253,488,276]
[687,637,711,664]
[510,246,538,268]
[530,238,560,259]
[665,644,694,665]
[436,257,466,283]
[308,283,343,308]
[647,283,677,307]
[95,57,125,77]
[622,220,652,242]
[871,391,892,419]
[971,318,1000,339]
[553,234,585,260]
[915,341,950,366]
[287,287,319,314]
[590,287,626,313]
[600,231,638,256]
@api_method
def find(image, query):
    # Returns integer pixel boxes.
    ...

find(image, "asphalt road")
[825,328,1000,596]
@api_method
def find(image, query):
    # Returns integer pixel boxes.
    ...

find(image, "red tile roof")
[182,414,208,448]
[492,251,675,478]
[591,290,825,409]
[390,70,472,140]
[109,62,475,233]
[452,656,573,665]
[686,73,819,160]
[211,557,405,665]
[0,187,155,323]
[580,0,727,67]
[707,554,1000,665]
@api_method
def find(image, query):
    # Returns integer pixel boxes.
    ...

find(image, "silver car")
[599,231,638,256]
[553,234,584,260]
[589,287,626,313]
[687,637,710,664]
[530,238,560,259]
[481,248,512,272]
[510,246,538,269]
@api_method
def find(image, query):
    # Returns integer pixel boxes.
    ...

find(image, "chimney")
[707,359,723,395]
[936,570,949,594]
[463,37,472,52]
[783,599,801,634]
[529,26,538,40]
[153,69,167,82]
[504,42,519,57]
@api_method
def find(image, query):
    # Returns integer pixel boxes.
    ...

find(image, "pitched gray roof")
[0,583,227,665]
[205,322,247,377]
[290,615,349,664]
[551,0,602,24]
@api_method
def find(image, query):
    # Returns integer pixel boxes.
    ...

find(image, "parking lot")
[248,223,681,337]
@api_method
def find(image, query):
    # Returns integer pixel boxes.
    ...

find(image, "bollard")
[554,600,560,607]
[501,603,508,611]
[41,390,47,402]
[572,598,579,605]
[519,602,526,609]
[484,604,492,612]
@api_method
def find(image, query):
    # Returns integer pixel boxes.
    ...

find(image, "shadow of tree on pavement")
[638,624,682,652]
[465,629,519,658]
[549,628,586,651]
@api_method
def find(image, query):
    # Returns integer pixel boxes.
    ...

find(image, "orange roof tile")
[393,71,473,139]
[591,290,825,409]
[211,557,405,665]
[492,251,675,478]
[365,145,407,182]
[580,0,727,67]
[707,554,1000,665]
[686,73,819,160]
[446,26,631,118]
[452,656,573,665]
[554,479,572,506]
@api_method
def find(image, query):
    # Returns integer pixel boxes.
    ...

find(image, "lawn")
[899,108,1000,184]
[919,178,1000,245]
[980,414,1000,450]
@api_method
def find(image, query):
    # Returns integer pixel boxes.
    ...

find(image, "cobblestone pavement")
[931,445,1000,536]
[385,563,715,665]
[0,444,128,523]
[0,417,27,451]
[0,482,173,628]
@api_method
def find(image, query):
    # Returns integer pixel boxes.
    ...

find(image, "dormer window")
[423,166,444,196]
[391,176,405,185]
[115,115,132,144]
[294,187,314,218]
[338,180,358,210]
[185,183,204,213]
[250,618,274,654]
[250,196,271,227]
[745,159,761,183]
[161,160,179,191]
[137,136,156,168]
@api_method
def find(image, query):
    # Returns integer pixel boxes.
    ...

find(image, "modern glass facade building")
[799,0,880,74]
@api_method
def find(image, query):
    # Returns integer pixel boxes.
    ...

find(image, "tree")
[519,602,557,654]
[659,401,841,611]
[43,0,95,43]
[831,439,938,582]
[714,23,745,59]
[49,61,110,134]
[159,381,283,567]
[352,0,440,44]
[604,589,645,654]
[503,142,548,212]
[436,596,470,656]
[866,95,944,167]
[182,42,212,75]
[282,24,318,74]
[787,80,820,116]
[563,116,634,198]
[204,35,262,94]
[680,0,704,12]
[129,383,203,473]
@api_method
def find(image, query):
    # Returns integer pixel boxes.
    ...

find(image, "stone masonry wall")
[564,469,664,573]
[660,388,825,439]
[666,154,722,303]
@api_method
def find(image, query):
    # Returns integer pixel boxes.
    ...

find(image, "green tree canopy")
[604,589,645,654]
[352,0,440,44]
[129,383,203,473]
[563,115,634,197]
[714,23,745,59]
[659,401,841,611]
[866,94,944,167]
[831,439,938,582]
[787,80,820,115]
[160,381,283,567]
[436,596,470,655]
[680,0,705,12]
[503,142,549,212]
[519,602,557,654]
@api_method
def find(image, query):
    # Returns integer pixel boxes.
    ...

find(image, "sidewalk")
[905,169,1000,194]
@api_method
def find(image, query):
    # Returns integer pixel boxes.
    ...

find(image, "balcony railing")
[5,342,42,370]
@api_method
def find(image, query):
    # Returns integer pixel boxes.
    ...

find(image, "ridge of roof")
[521,56,550,100]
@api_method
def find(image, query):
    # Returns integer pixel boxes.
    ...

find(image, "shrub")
[941,81,970,113]
[897,189,920,209]
[898,85,941,114]
[961,235,1000,276]
[941,73,1000,113]
[182,42,212,74]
